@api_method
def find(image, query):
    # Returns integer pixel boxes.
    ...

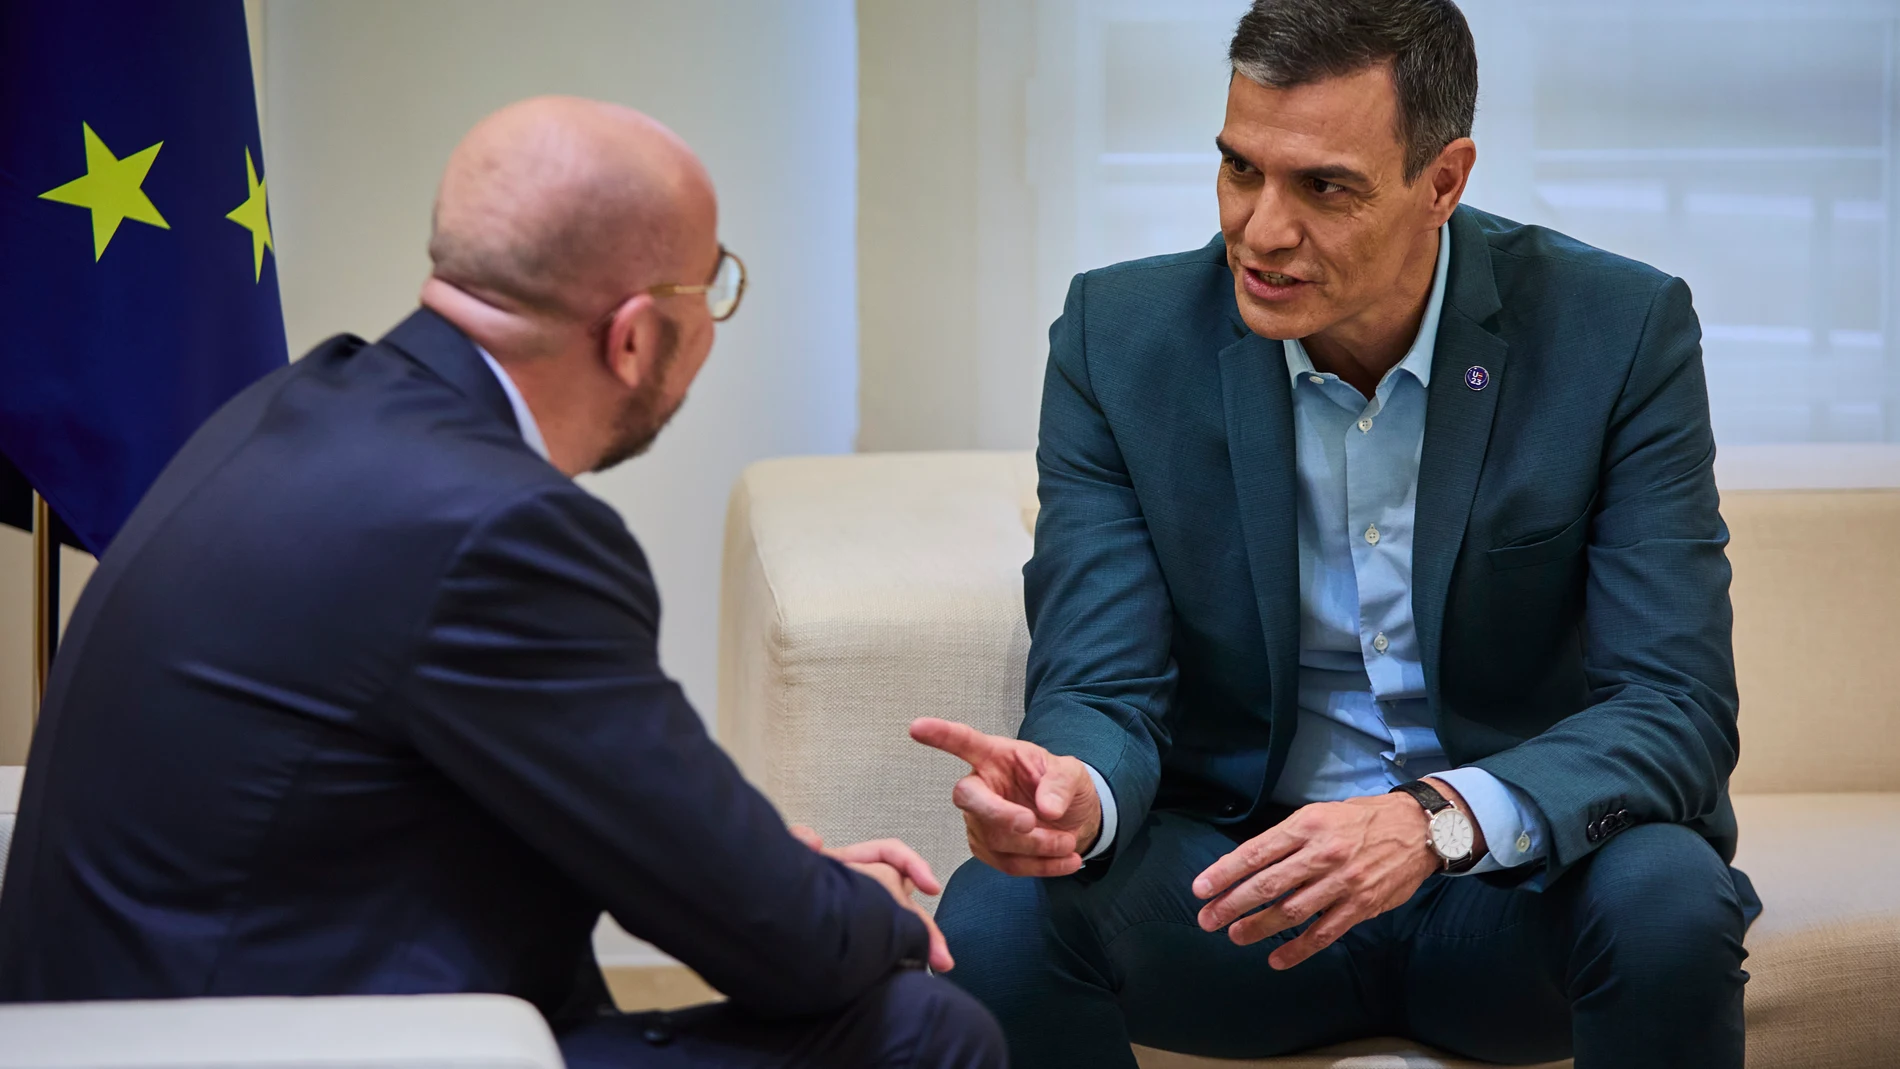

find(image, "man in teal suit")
[915,2,1758,1066]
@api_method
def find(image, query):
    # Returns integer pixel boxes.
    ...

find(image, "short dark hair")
[1229,0,1477,182]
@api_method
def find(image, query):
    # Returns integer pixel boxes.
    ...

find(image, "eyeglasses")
[647,245,747,322]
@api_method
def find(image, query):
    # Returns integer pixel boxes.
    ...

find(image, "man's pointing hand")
[910,717,1101,879]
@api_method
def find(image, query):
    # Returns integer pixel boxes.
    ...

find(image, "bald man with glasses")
[0,96,1004,1069]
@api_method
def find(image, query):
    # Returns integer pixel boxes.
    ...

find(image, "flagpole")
[30,491,59,726]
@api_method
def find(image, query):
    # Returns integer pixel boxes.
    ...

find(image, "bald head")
[428,96,715,323]
[420,97,724,478]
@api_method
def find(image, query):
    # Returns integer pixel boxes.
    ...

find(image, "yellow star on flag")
[39,122,170,261]
[225,147,274,282]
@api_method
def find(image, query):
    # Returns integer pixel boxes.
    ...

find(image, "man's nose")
[1242,186,1301,257]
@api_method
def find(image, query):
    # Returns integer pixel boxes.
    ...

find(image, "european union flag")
[0,1,288,555]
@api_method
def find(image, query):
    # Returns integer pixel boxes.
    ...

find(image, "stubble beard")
[592,320,684,473]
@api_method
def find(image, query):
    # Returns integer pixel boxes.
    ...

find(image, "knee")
[1571,824,1747,992]
[938,858,1064,956]
[884,970,1008,1069]
[937,856,1044,934]
[936,857,1088,985]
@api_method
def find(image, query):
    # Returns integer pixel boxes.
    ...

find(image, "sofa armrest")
[1,765,22,902]
[718,453,1037,900]
[0,994,563,1069]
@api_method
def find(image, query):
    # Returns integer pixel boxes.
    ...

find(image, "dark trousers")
[558,969,1007,1069]
[937,810,1757,1069]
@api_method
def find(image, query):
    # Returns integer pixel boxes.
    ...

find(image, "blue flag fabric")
[0,1,288,555]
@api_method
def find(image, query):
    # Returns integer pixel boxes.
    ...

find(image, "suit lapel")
[1413,207,1508,701]
[1217,329,1302,762]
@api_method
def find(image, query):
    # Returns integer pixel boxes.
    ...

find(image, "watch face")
[1429,808,1475,861]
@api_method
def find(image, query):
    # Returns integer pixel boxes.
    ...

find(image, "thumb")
[1036,760,1078,823]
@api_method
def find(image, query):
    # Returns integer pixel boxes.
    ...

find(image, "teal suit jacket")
[1022,204,1737,885]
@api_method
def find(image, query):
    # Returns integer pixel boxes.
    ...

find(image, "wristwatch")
[1389,780,1478,873]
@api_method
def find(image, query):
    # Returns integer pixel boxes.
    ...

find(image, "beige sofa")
[719,451,1900,1069]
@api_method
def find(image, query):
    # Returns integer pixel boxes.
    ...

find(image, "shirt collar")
[474,344,551,462]
[1284,221,1451,392]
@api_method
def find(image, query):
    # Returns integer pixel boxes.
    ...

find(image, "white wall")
[262,2,860,751]
[857,1,1047,453]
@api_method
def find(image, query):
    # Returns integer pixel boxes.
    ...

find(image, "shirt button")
[1365,524,1380,545]
[1308,374,1325,385]
[1372,632,1389,653]
[1516,832,1532,853]
[1358,417,1373,432]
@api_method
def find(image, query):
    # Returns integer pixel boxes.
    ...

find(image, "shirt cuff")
[1429,766,1546,876]
[1080,762,1118,862]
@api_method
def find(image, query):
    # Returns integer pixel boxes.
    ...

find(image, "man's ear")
[1428,137,1477,224]
[601,293,661,390]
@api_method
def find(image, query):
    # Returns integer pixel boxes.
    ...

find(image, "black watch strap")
[1389,779,1451,815]
[1389,780,1478,873]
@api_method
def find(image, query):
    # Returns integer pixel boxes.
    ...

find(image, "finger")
[965,829,1004,873]
[914,904,956,973]
[838,839,944,897]
[845,859,904,897]
[1197,850,1320,932]
[1193,826,1301,900]
[953,775,1037,835]
[787,825,824,851]
[987,851,1085,879]
[1269,905,1363,971]
[983,825,1079,858]
[1035,760,1079,823]
[1227,875,1345,947]
[896,853,941,898]
[910,717,1006,767]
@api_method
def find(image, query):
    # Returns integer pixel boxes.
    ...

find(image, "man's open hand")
[1191,780,1481,970]
[909,717,1099,879]
[789,826,953,972]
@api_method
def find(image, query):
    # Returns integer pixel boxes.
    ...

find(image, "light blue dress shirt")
[1085,225,1547,874]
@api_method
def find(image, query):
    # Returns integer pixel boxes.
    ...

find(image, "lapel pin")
[1464,366,1489,391]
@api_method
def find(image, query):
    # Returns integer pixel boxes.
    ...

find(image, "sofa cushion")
[1724,490,1900,794]
[1727,792,1900,1067]
[1130,792,1900,1069]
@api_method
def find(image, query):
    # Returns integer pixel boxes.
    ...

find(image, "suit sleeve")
[1475,276,1738,880]
[390,484,927,1018]
[1019,273,1181,860]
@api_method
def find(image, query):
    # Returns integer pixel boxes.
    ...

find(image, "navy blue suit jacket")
[0,310,926,1020]
[1023,205,1739,886]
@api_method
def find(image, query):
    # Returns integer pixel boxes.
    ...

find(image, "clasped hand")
[788,825,955,972]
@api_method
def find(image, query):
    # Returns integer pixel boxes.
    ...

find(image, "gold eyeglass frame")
[646,245,747,322]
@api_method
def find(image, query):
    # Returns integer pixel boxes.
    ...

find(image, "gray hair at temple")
[1228,0,1478,183]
